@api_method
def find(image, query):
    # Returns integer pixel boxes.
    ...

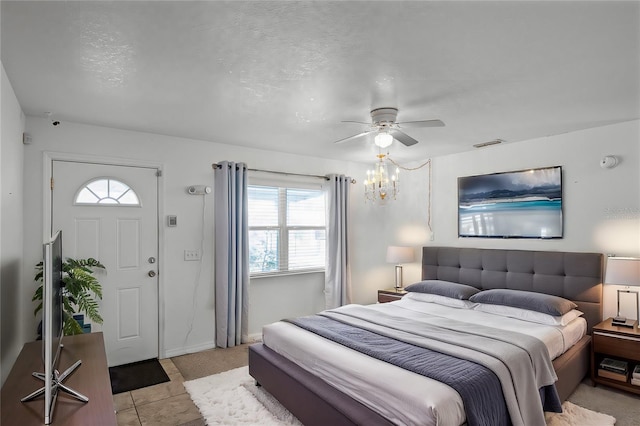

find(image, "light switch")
[167,215,177,227]
[184,250,201,261]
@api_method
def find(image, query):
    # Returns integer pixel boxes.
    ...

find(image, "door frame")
[43,151,166,359]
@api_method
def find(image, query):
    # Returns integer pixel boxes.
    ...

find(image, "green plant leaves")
[32,257,105,336]
[63,311,84,335]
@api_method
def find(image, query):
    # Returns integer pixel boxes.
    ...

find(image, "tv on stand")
[20,231,88,424]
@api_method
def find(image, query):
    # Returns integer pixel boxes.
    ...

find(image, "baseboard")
[163,334,262,358]
[163,341,217,358]
[246,333,263,343]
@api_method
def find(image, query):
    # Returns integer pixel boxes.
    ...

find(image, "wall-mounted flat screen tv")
[458,166,563,239]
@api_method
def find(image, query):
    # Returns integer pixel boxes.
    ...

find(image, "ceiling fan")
[335,107,445,147]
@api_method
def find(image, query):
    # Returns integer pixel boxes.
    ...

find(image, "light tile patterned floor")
[113,358,205,426]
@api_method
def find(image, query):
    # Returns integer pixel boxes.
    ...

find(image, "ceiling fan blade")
[396,119,445,128]
[390,129,419,146]
[334,130,374,144]
[341,120,372,125]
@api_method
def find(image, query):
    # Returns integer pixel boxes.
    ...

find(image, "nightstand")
[377,288,407,303]
[591,318,640,395]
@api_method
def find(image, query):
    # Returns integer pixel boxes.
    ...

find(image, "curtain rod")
[212,163,356,184]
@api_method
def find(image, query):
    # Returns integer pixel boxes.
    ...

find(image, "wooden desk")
[1,332,116,425]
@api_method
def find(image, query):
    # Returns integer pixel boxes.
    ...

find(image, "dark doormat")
[109,358,170,394]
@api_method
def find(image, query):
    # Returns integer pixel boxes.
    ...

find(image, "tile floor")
[112,358,205,426]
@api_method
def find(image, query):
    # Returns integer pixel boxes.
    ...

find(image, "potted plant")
[33,258,105,336]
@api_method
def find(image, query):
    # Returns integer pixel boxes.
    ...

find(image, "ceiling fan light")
[374,132,393,148]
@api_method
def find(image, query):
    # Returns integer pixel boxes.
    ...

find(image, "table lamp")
[604,257,640,327]
[386,246,415,290]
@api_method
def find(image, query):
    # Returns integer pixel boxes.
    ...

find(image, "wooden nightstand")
[377,288,407,303]
[591,318,640,395]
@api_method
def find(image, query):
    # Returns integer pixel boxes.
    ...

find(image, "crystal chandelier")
[364,153,400,203]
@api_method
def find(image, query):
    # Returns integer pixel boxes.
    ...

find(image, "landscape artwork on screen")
[458,166,563,238]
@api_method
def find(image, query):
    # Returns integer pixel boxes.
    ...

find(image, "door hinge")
[50,177,54,190]
[156,170,162,177]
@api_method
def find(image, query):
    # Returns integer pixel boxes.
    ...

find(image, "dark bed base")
[248,343,395,426]
[553,335,591,402]
[249,336,591,425]
[248,247,602,424]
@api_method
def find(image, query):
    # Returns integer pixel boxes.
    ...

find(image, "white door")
[52,160,159,367]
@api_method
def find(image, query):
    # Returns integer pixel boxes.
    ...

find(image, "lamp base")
[615,288,640,328]
[394,265,403,290]
[612,316,637,328]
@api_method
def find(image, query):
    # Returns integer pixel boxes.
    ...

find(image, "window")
[248,184,326,276]
[74,178,140,206]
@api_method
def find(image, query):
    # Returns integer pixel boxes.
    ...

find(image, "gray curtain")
[213,161,249,348]
[325,174,352,309]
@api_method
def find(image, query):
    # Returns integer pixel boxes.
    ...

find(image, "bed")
[248,247,603,426]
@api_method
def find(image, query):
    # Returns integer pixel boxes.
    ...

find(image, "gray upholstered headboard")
[421,247,603,333]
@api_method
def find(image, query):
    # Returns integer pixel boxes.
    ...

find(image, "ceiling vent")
[473,139,504,148]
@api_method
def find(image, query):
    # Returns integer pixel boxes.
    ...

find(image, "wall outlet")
[184,249,201,261]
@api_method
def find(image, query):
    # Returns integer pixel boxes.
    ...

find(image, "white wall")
[432,120,640,255]
[248,273,325,340]
[352,120,640,319]
[348,158,435,304]
[1,63,26,385]
[15,111,640,367]
[21,117,365,358]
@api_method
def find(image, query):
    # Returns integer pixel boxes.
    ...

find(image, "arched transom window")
[74,178,140,206]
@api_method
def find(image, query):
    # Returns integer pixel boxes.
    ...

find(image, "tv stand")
[1,333,116,425]
[21,359,89,403]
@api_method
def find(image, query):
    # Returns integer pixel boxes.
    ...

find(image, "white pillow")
[473,303,583,326]
[403,291,478,309]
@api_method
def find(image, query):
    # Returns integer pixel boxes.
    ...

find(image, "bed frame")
[249,247,603,426]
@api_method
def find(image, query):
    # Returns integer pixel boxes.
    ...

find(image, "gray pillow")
[404,280,480,300]
[469,289,577,316]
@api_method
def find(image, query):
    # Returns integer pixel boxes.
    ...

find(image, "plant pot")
[73,314,85,327]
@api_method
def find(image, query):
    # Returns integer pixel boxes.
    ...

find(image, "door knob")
[148,271,156,277]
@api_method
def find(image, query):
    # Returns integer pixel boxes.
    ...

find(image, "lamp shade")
[386,246,414,264]
[604,257,640,286]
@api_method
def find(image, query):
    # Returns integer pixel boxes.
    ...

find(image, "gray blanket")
[317,304,559,426]
[287,315,509,426]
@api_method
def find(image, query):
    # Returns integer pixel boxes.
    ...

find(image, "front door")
[51,160,159,367]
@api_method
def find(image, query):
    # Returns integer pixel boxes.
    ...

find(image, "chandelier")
[364,153,400,203]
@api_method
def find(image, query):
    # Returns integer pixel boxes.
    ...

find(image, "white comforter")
[262,297,586,426]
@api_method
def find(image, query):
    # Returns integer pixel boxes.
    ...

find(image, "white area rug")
[185,366,615,426]
[545,401,616,426]
[184,366,302,425]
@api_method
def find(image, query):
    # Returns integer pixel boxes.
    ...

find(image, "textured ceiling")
[2,1,639,163]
